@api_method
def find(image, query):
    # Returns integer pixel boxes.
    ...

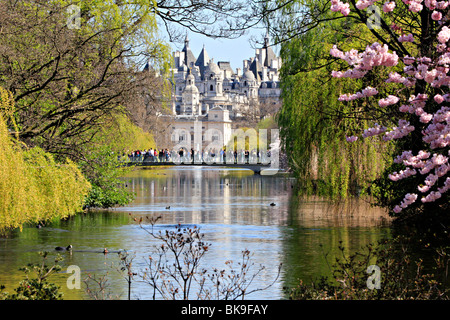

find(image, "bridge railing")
[122,154,272,165]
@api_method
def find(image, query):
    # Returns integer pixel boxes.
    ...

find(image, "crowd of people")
[126,148,171,163]
[124,147,272,165]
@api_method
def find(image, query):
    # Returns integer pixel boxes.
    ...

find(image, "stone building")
[169,34,281,150]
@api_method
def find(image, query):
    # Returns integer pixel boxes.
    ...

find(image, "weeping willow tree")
[0,87,91,233]
[93,113,157,153]
[276,1,396,199]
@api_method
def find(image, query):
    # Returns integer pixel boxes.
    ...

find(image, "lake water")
[0,166,391,300]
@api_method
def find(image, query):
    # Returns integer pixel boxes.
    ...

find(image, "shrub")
[0,252,64,300]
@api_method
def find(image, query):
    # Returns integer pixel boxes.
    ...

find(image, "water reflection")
[0,166,391,300]
[117,166,293,226]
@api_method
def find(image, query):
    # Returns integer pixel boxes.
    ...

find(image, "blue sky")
[166,29,278,72]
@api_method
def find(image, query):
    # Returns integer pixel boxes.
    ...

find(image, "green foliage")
[78,112,157,209]
[0,252,64,300]
[80,145,134,208]
[93,113,156,154]
[256,115,278,130]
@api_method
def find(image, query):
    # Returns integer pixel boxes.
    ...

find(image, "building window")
[210,84,214,91]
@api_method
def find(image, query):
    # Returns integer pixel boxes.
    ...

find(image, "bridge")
[124,160,275,174]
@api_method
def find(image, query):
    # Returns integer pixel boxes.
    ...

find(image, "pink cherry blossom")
[346,135,359,142]
[419,113,433,123]
[431,10,443,20]
[383,1,396,12]
[339,86,378,101]
[436,1,449,10]
[356,0,375,10]
[386,72,405,83]
[330,43,399,80]
[437,177,450,194]
[418,185,430,193]
[388,167,417,181]
[437,26,450,44]
[425,0,437,10]
[409,1,423,12]
[421,191,442,203]
[399,34,414,42]
[434,94,444,103]
[362,123,387,138]
[330,0,350,16]
[424,69,438,83]
[403,56,416,65]
[383,120,415,140]
[378,95,400,107]
[330,1,449,213]
[392,193,418,210]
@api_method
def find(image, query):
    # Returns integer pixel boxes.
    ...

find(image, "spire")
[182,33,196,68]
[264,30,270,47]
[195,45,210,79]
[263,31,276,68]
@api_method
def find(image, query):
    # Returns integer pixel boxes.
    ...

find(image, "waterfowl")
[165,206,171,209]
[103,248,108,254]
[55,245,72,251]
[270,203,276,206]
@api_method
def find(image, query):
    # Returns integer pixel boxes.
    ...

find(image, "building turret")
[205,60,223,97]
[181,70,200,115]
[182,34,196,68]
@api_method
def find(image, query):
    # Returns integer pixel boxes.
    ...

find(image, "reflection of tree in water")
[281,197,392,298]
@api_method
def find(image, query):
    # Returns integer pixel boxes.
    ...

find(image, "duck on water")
[55,245,72,251]
[55,245,113,254]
